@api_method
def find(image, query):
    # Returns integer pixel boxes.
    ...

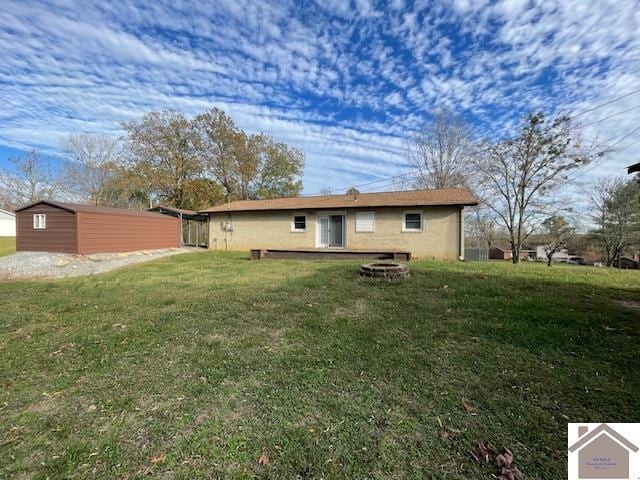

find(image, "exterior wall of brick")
[208,206,464,259]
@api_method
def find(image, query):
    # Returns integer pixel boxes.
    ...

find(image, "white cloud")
[0,0,638,198]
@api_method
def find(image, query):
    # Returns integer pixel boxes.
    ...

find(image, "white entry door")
[317,215,345,248]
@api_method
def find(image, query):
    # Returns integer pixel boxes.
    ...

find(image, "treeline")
[0,108,305,211]
[406,111,640,265]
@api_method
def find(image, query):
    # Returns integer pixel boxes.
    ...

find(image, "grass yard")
[1,252,639,479]
[0,237,15,256]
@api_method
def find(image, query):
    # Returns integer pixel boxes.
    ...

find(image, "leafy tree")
[345,187,360,196]
[193,107,304,200]
[406,111,473,189]
[123,111,202,208]
[62,133,122,206]
[97,164,151,209]
[474,113,600,264]
[541,216,575,266]
[251,135,304,199]
[0,150,61,208]
[588,177,640,266]
[180,178,225,211]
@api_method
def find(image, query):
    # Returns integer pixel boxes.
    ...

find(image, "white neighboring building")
[0,209,16,237]
[536,245,569,262]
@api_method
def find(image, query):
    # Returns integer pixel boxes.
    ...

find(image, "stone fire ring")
[359,262,409,280]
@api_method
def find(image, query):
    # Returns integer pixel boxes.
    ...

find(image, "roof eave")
[200,201,478,214]
[14,200,77,213]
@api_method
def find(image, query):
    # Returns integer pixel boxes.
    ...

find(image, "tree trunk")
[547,255,552,267]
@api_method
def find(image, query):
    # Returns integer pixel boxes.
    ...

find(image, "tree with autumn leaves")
[119,108,305,209]
[45,108,305,211]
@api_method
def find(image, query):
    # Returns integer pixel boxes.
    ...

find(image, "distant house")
[0,208,16,237]
[536,245,569,262]
[613,256,639,269]
[569,424,638,479]
[489,246,512,260]
[200,188,478,260]
[627,161,640,174]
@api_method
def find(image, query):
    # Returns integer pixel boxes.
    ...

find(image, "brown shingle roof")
[200,188,478,213]
[16,200,167,218]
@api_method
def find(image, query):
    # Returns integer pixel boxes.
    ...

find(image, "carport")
[148,206,209,248]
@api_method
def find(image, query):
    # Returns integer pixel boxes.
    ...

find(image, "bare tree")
[406,111,473,189]
[0,150,60,208]
[63,133,122,205]
[540,215,575,266]
[588,177,640,266]
[474,113,600,264]
[466,208,501,249]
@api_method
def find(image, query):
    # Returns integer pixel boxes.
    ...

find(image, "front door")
[317,215,345,248]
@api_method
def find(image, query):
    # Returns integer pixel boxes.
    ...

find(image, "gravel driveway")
[0,248,191,280]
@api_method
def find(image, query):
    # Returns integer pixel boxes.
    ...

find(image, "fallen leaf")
[441,430,456,439]
[258,454,269,466]
[150,453,166,464]
[471,439,494,463]
[461,398,476,414]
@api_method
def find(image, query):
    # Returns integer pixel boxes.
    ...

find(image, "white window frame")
[33,213,46,230]
[402,210,423,232]
[355,211,375,233]
[291,214,307,232]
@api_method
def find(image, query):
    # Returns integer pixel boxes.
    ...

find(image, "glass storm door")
[318,215,344,248]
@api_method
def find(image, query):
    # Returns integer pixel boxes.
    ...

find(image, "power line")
[572,87,640,118]
[304,90,640,197]
[567,124,640,181]
[571,104,640,130]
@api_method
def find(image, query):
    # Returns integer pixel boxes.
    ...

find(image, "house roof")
[200,188,478,213]
[628,162,640,174]
[15,200,167,218]
[568,424,639,453]
[0,208,15,217]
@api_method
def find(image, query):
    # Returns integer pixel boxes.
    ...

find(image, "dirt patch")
[0,248,193,281]
[25,395,60,414]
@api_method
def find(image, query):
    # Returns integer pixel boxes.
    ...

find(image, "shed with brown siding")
[15,201,180,254]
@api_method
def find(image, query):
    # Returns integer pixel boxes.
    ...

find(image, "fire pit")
[359,262,409,280]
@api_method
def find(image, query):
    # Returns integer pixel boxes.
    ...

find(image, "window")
[33,214,46,229]
[403,212,422,232]
[355,211,375,232]
[292,215,306,231]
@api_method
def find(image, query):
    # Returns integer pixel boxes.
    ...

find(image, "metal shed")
[148,205,209,247]
[15,200,180,254]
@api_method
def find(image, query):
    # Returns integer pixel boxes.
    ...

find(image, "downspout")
[179,212,183,247]
[458,207,464,261]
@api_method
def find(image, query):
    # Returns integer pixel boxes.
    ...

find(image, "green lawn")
[1,252,638,479]
[0,237,15,256]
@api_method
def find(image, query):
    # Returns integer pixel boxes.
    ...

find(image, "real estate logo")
[568,423,640,479]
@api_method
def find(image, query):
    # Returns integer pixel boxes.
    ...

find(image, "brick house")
[200,188,478,260]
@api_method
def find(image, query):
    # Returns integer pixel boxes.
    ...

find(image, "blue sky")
[1,0,639,195]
